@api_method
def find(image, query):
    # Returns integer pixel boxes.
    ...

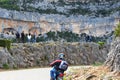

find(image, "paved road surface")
[0,68,51,80]
[0,66,91,80]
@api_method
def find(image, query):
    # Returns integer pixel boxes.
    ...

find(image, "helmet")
[58,53,65,59]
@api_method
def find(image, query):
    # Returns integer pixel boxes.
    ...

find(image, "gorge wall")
[0,0,120,36]
[0,42,109,69]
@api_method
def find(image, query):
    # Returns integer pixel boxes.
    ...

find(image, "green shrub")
[13,65,18,69]
[93,62,103,66]
[0,39,6,47]
[3,63,9,69]
[97,41,105,47]
[0,0,20,10]
[0,39,11,50]
[114,23,120,37]
[6,39,11,50]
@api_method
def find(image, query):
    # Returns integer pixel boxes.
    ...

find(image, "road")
[0,66,91,80]
[0,67,51,80]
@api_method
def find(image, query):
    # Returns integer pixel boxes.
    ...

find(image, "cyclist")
[50,53,68,80]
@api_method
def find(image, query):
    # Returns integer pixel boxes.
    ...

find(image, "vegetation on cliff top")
[0,0,120,17]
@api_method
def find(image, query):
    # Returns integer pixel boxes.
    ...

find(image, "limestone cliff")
[0,0,120,36]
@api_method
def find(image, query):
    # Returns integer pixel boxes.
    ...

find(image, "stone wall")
[0,42,110,69]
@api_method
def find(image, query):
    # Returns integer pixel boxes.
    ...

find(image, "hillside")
[0,0,120,17]
[0,42,109,69]
[65,34,120,80]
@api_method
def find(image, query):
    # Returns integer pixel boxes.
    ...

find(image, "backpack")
[59,61,68,71]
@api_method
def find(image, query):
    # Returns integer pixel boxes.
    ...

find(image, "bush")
[3,63,9,69]
[0,39,11,50]
[97,41,105,47]
[0,0,20,10]
[93,62,103,66]
[114,23,120,37]
[6,39,11,50]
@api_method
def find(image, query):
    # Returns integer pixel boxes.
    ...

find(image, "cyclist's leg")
[50,68,57,80]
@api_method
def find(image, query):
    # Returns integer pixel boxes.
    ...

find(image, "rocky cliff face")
[0,0,120,36]
[105,37,120,74]
[0,42,109,69]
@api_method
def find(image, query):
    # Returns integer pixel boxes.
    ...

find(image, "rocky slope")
[2,0,120,17]
[65,35,120,80]
[0,42,109,69]
[104,37,120,75]
[65,66,120,80]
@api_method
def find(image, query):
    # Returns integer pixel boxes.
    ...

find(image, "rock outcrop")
[105,37,120,75]
[0,42,109,69]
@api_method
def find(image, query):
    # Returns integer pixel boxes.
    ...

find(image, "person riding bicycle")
[50,53,68,80]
